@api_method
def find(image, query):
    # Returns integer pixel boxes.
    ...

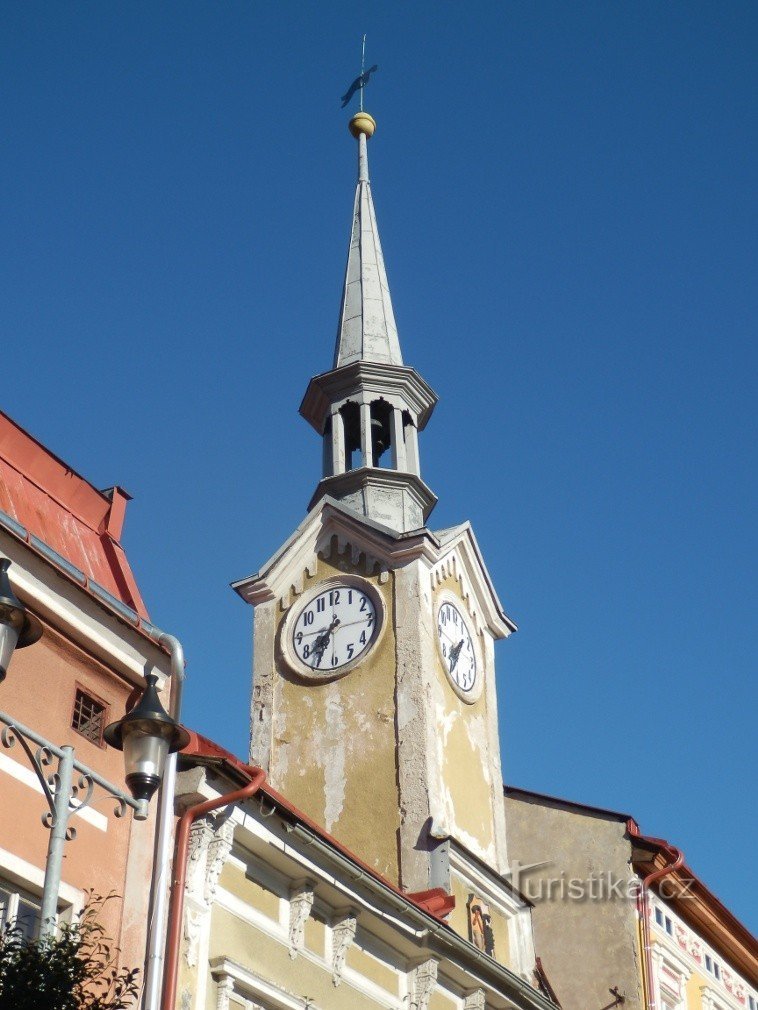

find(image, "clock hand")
[312,618,340,666]
[449,639,464,674]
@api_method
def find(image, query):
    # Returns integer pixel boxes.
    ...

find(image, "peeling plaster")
[323,688,346,832]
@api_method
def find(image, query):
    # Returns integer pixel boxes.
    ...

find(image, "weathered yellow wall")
[208,906,396,1010]
[272,553,401,882]
[686,969,708,1010]
[345,940,400,994]
[218,861,280,921]
[433,575,495,855]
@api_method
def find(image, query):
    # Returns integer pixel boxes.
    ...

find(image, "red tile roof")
[0,410,148,617]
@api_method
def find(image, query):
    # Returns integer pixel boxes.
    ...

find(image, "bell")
[371,417,389,460]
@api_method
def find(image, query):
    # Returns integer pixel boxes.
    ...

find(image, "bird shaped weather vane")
[341,34,378,110]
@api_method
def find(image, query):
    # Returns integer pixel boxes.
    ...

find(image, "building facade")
[0,408,174,971]
[505,787,757,1010]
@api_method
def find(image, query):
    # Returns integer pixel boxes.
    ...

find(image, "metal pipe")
[636,845,684,1010]
[160,767,266,1010]
[142,633,185,1010]
[39,746,74,940]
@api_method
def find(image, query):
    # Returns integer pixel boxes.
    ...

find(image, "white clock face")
[437,599,477,696]
[291,584,378,673]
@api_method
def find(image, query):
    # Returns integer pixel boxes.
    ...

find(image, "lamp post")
[0,560,188,941]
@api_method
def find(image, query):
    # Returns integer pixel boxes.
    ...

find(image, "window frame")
[70,683,109,748]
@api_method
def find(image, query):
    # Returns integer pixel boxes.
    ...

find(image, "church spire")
[333,113,403,369]
[300,113,437,535]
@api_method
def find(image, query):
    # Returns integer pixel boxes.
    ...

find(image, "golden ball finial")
[349,111,376,139]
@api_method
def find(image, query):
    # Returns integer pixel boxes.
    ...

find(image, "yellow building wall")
[208,905,397,1010]
[272,553,401,882]
[433,574,496,855]
[686,969,709,1010]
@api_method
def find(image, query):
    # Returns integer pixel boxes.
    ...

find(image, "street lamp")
[0,558,42,681]
[104,674,189,803]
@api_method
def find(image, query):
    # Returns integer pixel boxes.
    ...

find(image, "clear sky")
[2,4,756,931]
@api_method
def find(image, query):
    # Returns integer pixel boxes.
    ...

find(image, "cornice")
[299,360,438,434]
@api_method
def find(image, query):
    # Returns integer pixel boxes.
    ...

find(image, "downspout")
[160,766,266,1010]
[142,633,186,1010]
[633,830,684,1010]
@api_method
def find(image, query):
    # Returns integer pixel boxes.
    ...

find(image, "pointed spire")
[333,114,403,369]
[299,111,438,534]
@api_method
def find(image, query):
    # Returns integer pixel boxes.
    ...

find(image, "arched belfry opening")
[370,400,392,467]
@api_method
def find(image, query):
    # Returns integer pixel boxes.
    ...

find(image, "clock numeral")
[347,644,354,659]
[359,631,367,645]
[303,644,311,658]
[329,589,341,606]
[316,596,325,613]
[348,590,353,604]
[359,596,367,612]
[366,613,373,627]
[304,610,314,626]
[296,632,303,644]
[331,654,339,667]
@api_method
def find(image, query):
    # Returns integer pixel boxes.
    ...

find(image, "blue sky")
[2,4,756,930]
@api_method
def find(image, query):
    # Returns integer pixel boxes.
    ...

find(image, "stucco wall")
[505,794,642,1010]
[269,553,401,882]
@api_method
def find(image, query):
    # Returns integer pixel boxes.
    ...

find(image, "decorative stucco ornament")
[331,910,358,986]
[288,880,315,959]
[464,990,486,1010]
[411,957,439,1010]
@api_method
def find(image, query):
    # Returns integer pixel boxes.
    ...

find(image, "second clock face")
[291,584,377,673]
[437,599,478,696]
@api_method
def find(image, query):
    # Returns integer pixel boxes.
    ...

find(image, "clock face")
[436,599,478,696]
[291,583,378,674]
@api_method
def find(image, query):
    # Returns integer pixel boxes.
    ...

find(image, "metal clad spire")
[333,112,403,368]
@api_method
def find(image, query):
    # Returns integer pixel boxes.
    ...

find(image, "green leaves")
[0,894,140,1010]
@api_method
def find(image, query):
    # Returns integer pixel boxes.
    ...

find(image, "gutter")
[142,633,187,1010]
[283,820,556,1010]
[628,820,684,1010]
[160,766,267,1010]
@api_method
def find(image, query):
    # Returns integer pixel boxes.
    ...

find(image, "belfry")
[300,112,438,533]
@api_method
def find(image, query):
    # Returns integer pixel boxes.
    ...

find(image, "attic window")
[72,689,106,745]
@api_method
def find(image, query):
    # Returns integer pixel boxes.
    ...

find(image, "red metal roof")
[0,410,148,617]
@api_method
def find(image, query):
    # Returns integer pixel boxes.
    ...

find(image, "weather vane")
[340,34,378,111]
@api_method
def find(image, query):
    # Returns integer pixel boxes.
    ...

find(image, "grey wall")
[505,793,643,1010]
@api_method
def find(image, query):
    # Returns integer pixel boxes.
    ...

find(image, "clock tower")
[233,112,532,970]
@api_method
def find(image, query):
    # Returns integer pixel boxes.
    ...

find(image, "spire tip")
[349,111,376,139]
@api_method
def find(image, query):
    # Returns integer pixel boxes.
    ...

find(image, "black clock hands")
[313,617,341,667]
[448,638,464,674]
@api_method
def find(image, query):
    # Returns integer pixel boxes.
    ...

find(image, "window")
[0,882,41,940]
[713,963,720,981]
[705,955,712,972]
[71,688,106,745]
[655,908,664,926]
[665,915,673,935]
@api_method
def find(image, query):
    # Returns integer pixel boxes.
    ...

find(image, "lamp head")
[104,674,189,803]
[0,559,42,682]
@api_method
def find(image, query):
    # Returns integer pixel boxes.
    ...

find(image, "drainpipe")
[160,766,266,1010]
[634,832,684,1010]
[142,633,186,1010]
